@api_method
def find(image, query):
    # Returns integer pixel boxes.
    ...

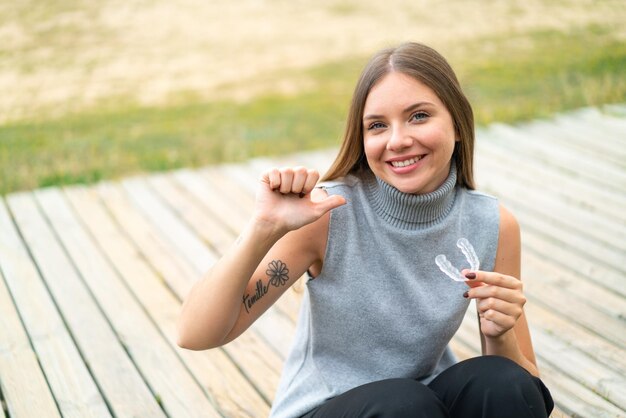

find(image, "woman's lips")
[387,154,426,173]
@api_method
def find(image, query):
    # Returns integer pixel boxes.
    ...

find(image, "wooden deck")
[1,106,625,418]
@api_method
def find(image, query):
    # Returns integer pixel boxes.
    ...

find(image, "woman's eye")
[367,122,386,130]
[411,112,429,122]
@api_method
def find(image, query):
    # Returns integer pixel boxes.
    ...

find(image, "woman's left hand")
[463,269,526,339]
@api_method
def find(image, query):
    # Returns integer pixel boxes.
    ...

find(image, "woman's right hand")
[254,167,346,234]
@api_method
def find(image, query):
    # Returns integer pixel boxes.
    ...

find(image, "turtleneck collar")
[363,162,458,230]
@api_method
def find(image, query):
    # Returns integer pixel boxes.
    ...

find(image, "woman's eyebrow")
[363,113,384,121]
[363,101,436,121]
[402,101,436,113]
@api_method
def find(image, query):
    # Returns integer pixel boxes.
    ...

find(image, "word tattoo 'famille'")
[242,260,289,313]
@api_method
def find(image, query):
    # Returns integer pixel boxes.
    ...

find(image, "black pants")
[301,356,554,418]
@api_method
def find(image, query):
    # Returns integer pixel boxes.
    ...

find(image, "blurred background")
[1,0,625,195]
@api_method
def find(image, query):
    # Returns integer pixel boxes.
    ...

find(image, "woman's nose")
[386,125,413,151]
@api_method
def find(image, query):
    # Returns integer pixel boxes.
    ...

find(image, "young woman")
[177,42,554,418]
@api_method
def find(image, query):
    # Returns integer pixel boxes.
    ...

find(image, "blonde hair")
[322,42,475,190]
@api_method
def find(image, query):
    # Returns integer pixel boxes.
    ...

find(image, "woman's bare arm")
[177,167,345,350]
[466,204,539,376]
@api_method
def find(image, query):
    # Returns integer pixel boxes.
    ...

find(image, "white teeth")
[390,156,422,167]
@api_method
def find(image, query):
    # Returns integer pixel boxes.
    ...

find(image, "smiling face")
[363,71,457,195]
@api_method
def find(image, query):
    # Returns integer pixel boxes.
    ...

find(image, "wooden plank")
[147,173,233,257]
[172,169,250,235]
[201,166,257,210]
[62,186,222,418]
[219,163,263,197]
[0,196,109,418]
[453,311,622,417]
[98,182,198,299]
[532,327,626,410]
[96,182,271,416]
[538,363,623,418]
[513,206,624,275]
[122,177,218,275]
[486,123,626,192]
[448,339,476,362]
[556,108,626,145]
[0,264,61,418]
[475,139,626,223]
[522,252,625,347]
[580,104,626,136]
[524,302,626,373]
[118,176,283,402]
[7,192,165,418]
[526,118,626,164]
[521,223,624,298]
[476,156,626,251]
[522,225,626,297]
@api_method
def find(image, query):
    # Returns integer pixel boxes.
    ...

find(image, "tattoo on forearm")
[242,260,289,313]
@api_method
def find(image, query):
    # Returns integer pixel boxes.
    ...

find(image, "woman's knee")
[430,356,553,417]
[365,378,446,416]
[464,356,537,391]
[306,378,448,418]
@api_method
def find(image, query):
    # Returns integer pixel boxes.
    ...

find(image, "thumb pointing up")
[311,194,347,217]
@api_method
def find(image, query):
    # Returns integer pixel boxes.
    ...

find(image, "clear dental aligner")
[435,254,465,282]
[457,238,480,271]
[435,238,480,282]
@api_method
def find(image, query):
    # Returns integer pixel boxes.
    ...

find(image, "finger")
[279,167,294,194]
[462,269,482,288]
[290,166,308,194]
[479,309,516,330]
[467,285,526,306]
[476,297,524,318]
[302,169,320,196]
[265,168,281,190]
[313,195,346,216]
[463,269,522,290]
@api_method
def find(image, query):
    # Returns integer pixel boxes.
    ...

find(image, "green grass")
[452,25,626,124]
[1,24,625,195]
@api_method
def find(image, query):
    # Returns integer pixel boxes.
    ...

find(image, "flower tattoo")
[242,260,290,313]
[267,260,289,287]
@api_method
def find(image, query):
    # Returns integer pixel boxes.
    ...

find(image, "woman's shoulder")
[463,187,499,203]
[460,187,501,216]
[456,187,501,229]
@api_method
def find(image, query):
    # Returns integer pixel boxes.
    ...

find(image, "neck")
[364,163,458,230]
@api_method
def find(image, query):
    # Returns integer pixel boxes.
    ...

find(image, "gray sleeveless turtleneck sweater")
[269,164,500,418]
